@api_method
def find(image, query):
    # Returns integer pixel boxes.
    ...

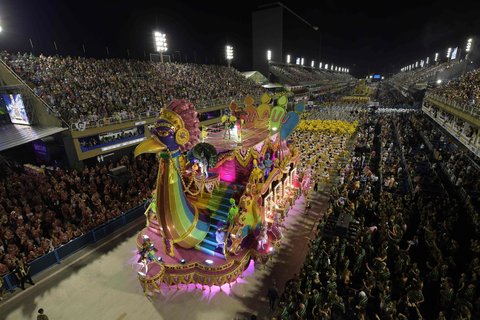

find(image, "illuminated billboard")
[2,94,31,125]
[450,47,458,60]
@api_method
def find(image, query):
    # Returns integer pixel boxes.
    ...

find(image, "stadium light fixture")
[267,50,272,61]
[311,60,314,67]
[466,38,473,52]
[286,54,291,64]
[226,45,234,67]
[446,47,451,58]
[154,31,168,63]
[319,62,322,69]
[301,57,304,65]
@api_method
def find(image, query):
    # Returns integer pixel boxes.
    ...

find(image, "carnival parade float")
[133,93,309,294]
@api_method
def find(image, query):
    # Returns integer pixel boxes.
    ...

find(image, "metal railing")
[69,95,264,131]
[426,92,480,118]
[70,110,161,131]
[422,107,480,158]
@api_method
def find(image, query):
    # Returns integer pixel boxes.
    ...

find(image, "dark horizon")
[0,0,478,77]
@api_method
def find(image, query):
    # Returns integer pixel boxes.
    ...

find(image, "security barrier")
[1,203,146,292]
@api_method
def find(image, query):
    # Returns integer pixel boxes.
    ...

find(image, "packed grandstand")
[0,29,479,320]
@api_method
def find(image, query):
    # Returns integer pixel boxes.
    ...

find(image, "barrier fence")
[1,203,146,292]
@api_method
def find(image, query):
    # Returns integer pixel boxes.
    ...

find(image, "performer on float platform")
[221,110,237,140]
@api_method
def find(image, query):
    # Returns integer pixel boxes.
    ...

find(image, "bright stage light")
[311,60,314,67]
[286,54,291,63]
[324,63,328,70]
[319,62,322,68]
[446,47,451,58]
[267,50,272,61]
[301,57,304,65]
[437,79,442,84]
[180,259,186,264]
[205,259,214,265]
[296,57,300,65]
[157,257,163,262]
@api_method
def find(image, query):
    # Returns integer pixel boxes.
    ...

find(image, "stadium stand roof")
[0,124,67,151]
[241,71,269,84]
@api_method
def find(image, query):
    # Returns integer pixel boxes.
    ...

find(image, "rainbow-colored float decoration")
[133,93,305,294]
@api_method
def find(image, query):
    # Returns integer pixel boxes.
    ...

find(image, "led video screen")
[373,74,381,79]
[2,94,31,125]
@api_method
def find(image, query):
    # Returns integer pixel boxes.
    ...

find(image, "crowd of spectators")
[275,111,480,319]
[302,104,364,122]
[0,52,264,125]
[269,63,355,86]
[389,61,457,89]
[429,68,480,108]
[376,84,415,109]
[0,155,157,276]
[410,114,480,213]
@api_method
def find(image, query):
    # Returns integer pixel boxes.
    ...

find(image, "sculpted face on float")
[151,119,178,150]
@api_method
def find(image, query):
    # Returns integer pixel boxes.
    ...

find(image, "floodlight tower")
[464,38,474,75]
[154,32,168,63]
[465,38,473,59]
[226,45,234,67]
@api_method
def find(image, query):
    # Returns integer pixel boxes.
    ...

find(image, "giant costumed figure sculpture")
[134,100,209,252]
[131,96,306,293]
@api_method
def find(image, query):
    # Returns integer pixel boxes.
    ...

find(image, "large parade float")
[133,93,309,294]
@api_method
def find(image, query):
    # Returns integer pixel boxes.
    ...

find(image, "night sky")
[0,0,478,77]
